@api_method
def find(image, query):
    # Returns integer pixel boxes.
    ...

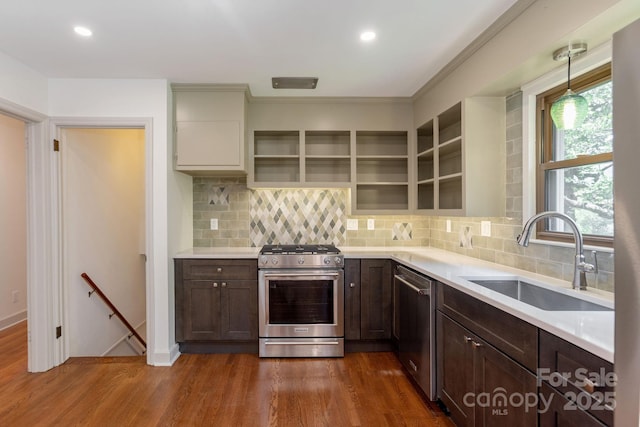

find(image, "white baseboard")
[149,343,181,366]
[0,310,27,331]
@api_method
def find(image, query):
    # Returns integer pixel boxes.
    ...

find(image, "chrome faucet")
[517,211,597,290]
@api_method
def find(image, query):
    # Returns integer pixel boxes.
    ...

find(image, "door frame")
[0,99,51,372]
[51,118,154,366]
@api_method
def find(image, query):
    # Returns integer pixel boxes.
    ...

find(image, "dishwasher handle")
[394,274,431,296]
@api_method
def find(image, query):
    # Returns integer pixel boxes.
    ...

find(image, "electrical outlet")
[347,219,358,231]
[12,290,19,303]
[367,219,375,230]
[210,218,218,230]
[481,221,491,237]
[446,219,452,233]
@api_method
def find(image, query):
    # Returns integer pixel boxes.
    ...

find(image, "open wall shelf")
[354,131,409,212]
[415,98,505,216]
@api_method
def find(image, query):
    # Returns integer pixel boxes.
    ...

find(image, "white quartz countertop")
[175,246,614,362]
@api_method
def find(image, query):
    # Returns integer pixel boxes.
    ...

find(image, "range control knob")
[323,257,332,265]
[271,257,279,265]
[334,257,342,265]
[259,256,268,266]
[298,256,305,265]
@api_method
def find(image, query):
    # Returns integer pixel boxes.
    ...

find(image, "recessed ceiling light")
[74,26,93,37]
[360,31,376,42]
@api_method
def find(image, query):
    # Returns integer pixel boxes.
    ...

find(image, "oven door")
[259,269,344,357]
[259,269,344,339]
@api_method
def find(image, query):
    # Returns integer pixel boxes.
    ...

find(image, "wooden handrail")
[81,272,147,350]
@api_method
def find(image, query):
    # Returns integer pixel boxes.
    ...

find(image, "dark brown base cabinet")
[438,312,537,427]
[344,259,393,349]
[538,330,613,426]
[437,283,538,427]
[436,282,613,427]
[539,383,607,427]
[175,259,258,352]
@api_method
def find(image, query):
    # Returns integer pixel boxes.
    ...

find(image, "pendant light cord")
[567,54,571,91]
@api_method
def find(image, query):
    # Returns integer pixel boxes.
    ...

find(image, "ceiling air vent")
[272,77,318,89]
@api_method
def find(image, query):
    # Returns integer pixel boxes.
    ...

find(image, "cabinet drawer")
[539,330,614,426]
[539,382,607,427]
[179,259,257,280]
[437,283,538,371]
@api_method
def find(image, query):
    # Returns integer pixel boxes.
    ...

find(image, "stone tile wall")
[193,177,430,248]
[428,216,614,292]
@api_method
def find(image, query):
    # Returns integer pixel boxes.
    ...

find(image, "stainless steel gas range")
[258,244,344,357]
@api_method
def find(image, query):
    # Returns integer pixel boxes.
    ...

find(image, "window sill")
[528,238,613,253]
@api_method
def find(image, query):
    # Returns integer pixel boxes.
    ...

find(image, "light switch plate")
[347,219,358,231]
[367,219,375,230]
[210,218,218,230]
[481,221,491,237]
[446,219,452,233]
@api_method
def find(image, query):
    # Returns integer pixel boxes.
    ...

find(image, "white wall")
[48,78,179,365]
[0,51,48,114]
[0,114,27,328]
[166,86,194,350]
[62,128,145,356]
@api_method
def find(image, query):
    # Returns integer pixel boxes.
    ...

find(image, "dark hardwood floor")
[0,321,454,426]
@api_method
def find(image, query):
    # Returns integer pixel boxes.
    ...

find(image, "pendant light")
[550,43,588,130]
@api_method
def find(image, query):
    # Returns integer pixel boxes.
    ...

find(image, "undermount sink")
[468,279,613,312]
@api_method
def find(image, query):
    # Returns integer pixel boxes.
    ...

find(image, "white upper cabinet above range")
[173,84,248,174]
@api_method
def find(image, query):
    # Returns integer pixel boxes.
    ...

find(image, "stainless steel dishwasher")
[394,265,436,400]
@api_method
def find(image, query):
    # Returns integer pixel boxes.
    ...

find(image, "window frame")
[535,63,612,248]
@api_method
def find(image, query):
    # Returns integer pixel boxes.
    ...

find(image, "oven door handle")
[263,272,341,279]
[264,341,341,346]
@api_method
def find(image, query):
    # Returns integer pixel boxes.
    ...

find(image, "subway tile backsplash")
[192,178,613,292]
[193,178,429,249]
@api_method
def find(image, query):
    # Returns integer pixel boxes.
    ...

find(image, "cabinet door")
[220,280,258,341]
[438,312,537,427]
[176,120,241,167]
[360,259,392,340]
[438,312,475,427]
[539,330,614,426]
[344,259,361,340]
[174,89,246,172]
[183,280,220,341]
[473,334,537,426]
[539,383,607,427]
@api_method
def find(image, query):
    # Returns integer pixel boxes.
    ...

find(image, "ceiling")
[0,0,519,97]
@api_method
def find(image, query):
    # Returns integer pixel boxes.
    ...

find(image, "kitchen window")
[535,63,612,247]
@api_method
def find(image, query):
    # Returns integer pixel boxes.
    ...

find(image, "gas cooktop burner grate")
[260,244,340,255]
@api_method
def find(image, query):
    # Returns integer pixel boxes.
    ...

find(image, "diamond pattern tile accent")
[208,186,230,205]
[250,189,347,246]
[392,223,412,241]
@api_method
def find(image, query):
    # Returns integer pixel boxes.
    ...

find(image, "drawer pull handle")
[464,335,473,342]
[350,283,356,288]
[217,267,222,273]
[472,341,483,348]
[222,282,227,288]
[213,282,218,288]
[580,377,602,394]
